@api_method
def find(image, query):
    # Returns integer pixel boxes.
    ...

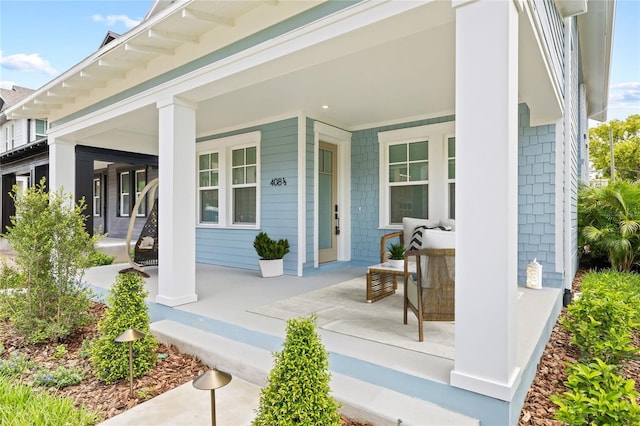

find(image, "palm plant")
[580,181,640,272]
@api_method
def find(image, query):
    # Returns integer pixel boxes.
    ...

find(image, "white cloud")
[92,14,140,30]
[609,81,640,109]
[0,50,57,75]
[0,81,17,90]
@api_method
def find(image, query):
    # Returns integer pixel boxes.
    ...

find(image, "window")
[135,170,146,216]
[196,131,260,227]
[378,122,455,228]
[119,172,130,216]
[10,124,14,150]
[35,119,47,138]
[447,136,456,220]
[231,146,257,224]
[93,178,101,217]
[199,152,219,223]
[388,141,429,224]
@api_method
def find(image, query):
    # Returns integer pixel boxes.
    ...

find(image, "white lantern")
[526,258,542,289]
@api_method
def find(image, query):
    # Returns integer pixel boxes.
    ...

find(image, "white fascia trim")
[555,119,565,274]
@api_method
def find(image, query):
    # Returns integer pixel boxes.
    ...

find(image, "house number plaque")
[270,177,287,186]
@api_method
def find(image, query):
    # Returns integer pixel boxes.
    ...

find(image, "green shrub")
[578,181,640,271]
[90,272,157,384]
[86,250,115,267]
[562,286,638,364]
[2,180,94,342]
[0,375,100,425]
[253,231,290,260]
[551,359,640,425]
[253,316,341,426]
[32,365,84,388]
[0,264,24,320]
[0,352,32,379]
[581,270,640,323]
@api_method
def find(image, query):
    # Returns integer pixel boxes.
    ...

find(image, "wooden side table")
[365,262,415,303]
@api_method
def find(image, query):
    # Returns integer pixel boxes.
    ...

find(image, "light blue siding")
[195,118,299,275]
[518,103,563,287]
[350,116,456,266]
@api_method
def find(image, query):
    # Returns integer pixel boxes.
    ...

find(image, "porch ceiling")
[42,1,552,150]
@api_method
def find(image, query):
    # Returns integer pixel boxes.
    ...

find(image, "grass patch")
[0,375,101,425]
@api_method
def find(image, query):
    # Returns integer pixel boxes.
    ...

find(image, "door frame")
[313,121,351,267]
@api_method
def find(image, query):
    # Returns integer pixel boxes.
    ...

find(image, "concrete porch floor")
[86,241,561,425]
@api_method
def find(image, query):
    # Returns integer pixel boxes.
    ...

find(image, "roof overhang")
[554,0,588,18]
[0,139,48,164]
[577,0,615,122]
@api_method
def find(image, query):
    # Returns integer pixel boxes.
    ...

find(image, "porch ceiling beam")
[97,59,131,71]
[60,81,91,96]
[46,90,78,100]
[148,29,198,44]
[34,96,71,104]
[125,42,174,56]
[22,103,59,111]
[79,70,111,81]
[181,8,234,27]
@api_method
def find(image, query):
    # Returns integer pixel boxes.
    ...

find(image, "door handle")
[335,204,340,235]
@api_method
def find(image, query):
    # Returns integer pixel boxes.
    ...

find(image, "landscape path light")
[114,328,145,397]
[192,368,232,426]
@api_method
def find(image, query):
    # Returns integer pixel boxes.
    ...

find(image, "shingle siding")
[518,103,563,287]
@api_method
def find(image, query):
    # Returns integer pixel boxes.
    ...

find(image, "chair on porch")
[380,217,456,341]
[403,247,456,341]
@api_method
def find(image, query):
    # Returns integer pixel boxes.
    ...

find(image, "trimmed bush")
[90,272,157,384]
[253,316,341,426]
[253,231,290,260]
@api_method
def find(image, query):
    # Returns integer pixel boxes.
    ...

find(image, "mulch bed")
[0,303,372,425]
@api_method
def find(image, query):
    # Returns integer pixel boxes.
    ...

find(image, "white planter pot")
[387,259,404,269]
[258,259,284,278]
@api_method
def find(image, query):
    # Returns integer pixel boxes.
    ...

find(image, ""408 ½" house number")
[270,177,287,186]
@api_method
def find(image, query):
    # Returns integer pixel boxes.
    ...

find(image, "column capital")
[156,96,197,111]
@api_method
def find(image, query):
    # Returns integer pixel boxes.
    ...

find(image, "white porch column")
[156,97,198,306]
[48,136,76,195]
[450,0,521,400]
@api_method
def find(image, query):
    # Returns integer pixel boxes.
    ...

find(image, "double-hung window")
[93,178,101,217]
[35,119,47,139]
[119,172,131,217]
[447,136,456,220]
[378,121,455,228]
[135,170,147,216]
[196,131,260,227]
[388,141,429,224]
[199,152,219,223]
[119,169,147,217]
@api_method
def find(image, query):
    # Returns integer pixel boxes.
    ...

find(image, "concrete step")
[150,320,478,426]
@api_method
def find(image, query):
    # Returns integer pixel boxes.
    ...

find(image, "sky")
[0,0,638,123]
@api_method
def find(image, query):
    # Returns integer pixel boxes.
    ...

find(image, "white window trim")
[196,131,261,229]
[378,121,455,229]
[93,178,101,217]
[119,171,130,217]
[135,170,146,217]
[446,134,456,221]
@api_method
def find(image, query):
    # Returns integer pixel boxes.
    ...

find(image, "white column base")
[156,293,198,307]
[451,367,522,401]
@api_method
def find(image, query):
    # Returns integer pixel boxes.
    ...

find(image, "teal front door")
[319,142,337,263]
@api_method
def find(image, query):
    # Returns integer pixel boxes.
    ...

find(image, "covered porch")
[85,260,561,424]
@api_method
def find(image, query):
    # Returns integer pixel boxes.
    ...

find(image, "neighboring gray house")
[6,0,615,423]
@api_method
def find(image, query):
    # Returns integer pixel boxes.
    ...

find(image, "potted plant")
[254,231,290,277]
[387,242,405,268]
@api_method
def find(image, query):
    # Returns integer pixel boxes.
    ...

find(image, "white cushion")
[402,217,439,247]
[422,229,455,249]
[439,219,456,231]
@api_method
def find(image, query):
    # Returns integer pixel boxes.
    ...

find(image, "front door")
[319,142,338,263]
